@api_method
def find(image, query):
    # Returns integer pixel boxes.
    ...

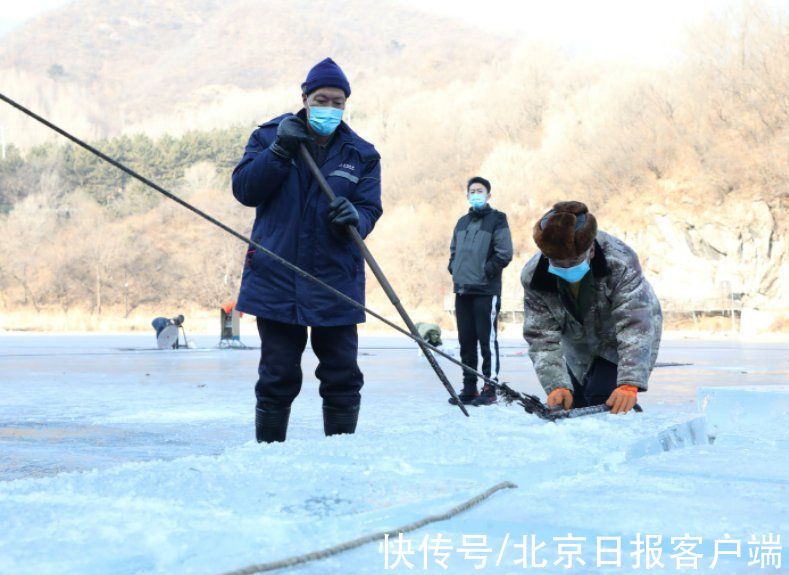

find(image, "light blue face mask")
[468,192,488,210]
[548,258,591,283]
[308,106,343,136]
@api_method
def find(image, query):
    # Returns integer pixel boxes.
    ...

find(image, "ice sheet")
[0,335,786,574]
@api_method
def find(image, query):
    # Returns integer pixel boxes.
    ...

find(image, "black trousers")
[255,319,363,409]
[567,356,618,408]
[455,294,501,387]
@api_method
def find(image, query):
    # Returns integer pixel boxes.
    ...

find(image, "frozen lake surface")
[0,333,786,574]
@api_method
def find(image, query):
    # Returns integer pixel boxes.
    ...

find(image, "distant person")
[232,58,382,443]
[152,315,185,349]
[521,201,662,414]
[219,301,246,348]
[415,322,443,347]
[415,321,443,359]
[447,177,513,406]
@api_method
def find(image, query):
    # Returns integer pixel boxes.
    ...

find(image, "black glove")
[269,116,312,160]
[328,197,359,234]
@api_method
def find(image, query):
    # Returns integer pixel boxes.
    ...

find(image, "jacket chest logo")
[339,163,356,171]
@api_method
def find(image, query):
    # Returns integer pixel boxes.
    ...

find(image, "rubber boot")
[323,404,360,436]
[255,405,290,443]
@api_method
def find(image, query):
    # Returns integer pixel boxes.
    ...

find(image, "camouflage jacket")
[520,231,662,394]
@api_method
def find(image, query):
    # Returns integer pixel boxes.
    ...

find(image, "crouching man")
[521,201,662,413]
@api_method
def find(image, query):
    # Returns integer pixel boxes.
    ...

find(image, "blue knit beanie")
[301,58,351,97]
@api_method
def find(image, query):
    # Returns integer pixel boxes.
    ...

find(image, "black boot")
[323,404,360,436]
[448,381,479,405]
[255,405,290,443]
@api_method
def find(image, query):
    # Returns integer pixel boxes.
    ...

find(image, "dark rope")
[0,92,617,421]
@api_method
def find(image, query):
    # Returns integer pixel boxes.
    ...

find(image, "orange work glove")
[606,384,639,414]
[547,387,573,410]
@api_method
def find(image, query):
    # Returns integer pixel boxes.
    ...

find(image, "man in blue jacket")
[232,58,383,443]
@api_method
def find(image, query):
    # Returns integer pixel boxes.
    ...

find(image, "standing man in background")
[232,58,383,443]
[447,177,513,406]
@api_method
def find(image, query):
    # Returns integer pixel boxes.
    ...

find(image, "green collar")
[557,272,595,324]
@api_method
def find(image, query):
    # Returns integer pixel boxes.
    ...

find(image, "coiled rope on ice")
[219,481,518,575]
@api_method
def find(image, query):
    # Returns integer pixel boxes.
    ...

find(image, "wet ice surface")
[0,334,787,574]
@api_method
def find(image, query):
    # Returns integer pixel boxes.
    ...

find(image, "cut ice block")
[626,416,711,460]
[698,385,789,440]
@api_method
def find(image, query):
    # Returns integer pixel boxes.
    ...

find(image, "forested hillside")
[0,1,786,332]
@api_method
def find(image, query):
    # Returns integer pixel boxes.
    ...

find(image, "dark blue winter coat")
[232,112,382,326]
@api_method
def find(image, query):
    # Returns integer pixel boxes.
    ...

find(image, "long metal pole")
[299,144,468,416]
